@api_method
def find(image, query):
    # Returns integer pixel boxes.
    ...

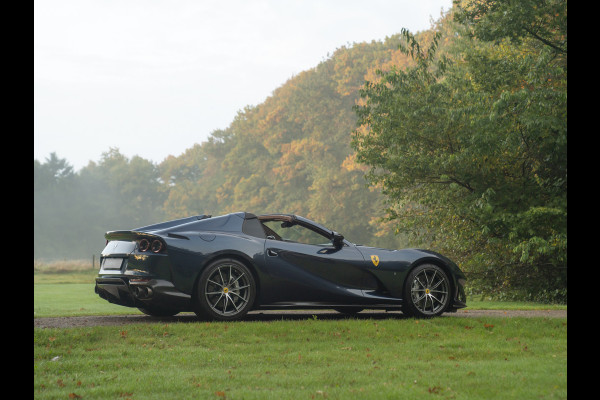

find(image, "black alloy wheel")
[403,264,451,318]
[194,258,256,321]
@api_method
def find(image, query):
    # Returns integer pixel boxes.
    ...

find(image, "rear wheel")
[194,259,256,321]
[403,264,450,318]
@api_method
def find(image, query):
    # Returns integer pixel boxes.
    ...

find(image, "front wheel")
[403,264,451,318]
[194,259,256,321]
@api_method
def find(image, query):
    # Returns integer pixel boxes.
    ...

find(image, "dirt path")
[34,309,566,329]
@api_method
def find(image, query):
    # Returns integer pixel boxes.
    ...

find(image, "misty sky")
[34,0,452,171]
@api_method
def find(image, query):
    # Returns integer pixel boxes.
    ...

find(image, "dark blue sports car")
[95,212,467,320]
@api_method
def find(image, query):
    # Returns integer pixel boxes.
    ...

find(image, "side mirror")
[332,232,344,248]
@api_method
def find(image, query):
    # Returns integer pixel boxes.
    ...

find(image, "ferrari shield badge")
[370,255,379,267]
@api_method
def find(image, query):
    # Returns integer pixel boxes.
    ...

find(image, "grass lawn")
[34,316,566,399]
[34,267,143,317]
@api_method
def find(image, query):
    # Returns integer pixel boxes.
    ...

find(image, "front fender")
[356,247,464,299]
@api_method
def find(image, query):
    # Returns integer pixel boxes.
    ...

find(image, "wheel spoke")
[426,270,434,287]
[207,279,223,288]
[211,293,224,309]
[430,293,442,307]
[413,292,426,302]
[230,273,245,286]
[229,294,241,311]
[223,292,229,312]
[431,278,444,290]
[229,290,246,300]
[218,268,225,286]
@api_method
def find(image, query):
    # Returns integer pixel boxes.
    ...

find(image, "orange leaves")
[274,138,327,182]
[428,386,442,394]
[341,153,368,173]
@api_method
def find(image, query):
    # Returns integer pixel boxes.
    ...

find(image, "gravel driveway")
[34,309,566,329]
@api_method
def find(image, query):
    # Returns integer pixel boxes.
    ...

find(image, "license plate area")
[102,257,125,270]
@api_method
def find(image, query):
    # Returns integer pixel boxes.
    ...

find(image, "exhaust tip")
[131,285,153,299]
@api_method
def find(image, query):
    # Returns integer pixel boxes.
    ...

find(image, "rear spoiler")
[132,215,211,232]
[104,230,160,242]
[105,215,212,241]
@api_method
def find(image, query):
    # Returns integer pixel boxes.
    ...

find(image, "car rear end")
[95,231,191,312]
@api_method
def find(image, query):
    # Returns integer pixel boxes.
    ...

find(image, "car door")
[259,219,370,304]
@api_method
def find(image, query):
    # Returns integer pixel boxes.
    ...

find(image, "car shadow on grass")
[144,310,414,324]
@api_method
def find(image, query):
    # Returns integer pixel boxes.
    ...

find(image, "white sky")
[34,0,451,171]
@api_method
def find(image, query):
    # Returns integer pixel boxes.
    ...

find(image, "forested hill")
[34,27,424,260]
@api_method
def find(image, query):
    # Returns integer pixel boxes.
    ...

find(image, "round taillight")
[151,239,163,253]
[138,239,150,252]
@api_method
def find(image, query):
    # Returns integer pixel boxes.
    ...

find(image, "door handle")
[267,249,278,257]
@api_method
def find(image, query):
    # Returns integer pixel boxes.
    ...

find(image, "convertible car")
[95,212,467,320]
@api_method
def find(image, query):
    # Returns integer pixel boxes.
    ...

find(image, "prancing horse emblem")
[370,255,379,267]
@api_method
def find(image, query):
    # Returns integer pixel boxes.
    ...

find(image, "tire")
[137,305,179,317]
[403,264,451,318]
[194,258,256,321]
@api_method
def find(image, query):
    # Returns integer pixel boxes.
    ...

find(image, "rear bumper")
[95,277,136,307]
[95,276,192,311]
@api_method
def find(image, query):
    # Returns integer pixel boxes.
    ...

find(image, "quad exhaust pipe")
[130,284,153,299]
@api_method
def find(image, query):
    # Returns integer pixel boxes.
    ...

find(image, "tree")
[34,149,167,260]
[34,154,78,259]
[352,2,566,302]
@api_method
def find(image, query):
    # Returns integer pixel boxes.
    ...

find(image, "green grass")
[34,283,145,317]
[34,265,143,317]
[464,299,566,310]
[34,317,567,399]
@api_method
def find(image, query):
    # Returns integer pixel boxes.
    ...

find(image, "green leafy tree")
[352,2,566,302]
